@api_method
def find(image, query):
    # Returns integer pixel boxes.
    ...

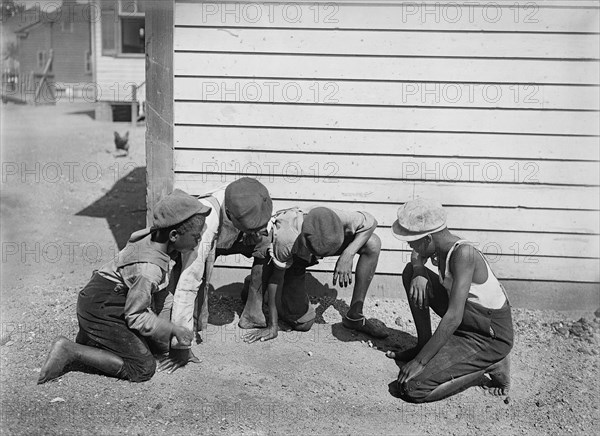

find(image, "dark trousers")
[76,274,157,382]
[399,263,514,403]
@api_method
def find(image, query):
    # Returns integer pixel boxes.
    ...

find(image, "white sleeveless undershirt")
[439,240,507,310]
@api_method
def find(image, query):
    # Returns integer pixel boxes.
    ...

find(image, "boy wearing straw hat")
[388,198,513,403]
[38,189,211,384]
[242,206,389,344]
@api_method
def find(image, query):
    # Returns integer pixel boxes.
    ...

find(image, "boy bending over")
[243,206,388,343]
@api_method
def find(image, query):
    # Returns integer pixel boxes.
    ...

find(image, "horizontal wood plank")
[174,126,600,161]
[175,2,600,33]
[174,149,600,186]
[174,175,600,210]
[174,78,600,110]
[270,200,600,234]
[174,53,600,85]
[371,228,599,258]
[213,250,600,282]
[174,102,600,135]
[174,28,599,60]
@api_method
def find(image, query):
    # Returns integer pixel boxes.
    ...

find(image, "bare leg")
[347,234,381,319]
[239,261,267,329]
[416,371,489,403]
[38,336,124,384]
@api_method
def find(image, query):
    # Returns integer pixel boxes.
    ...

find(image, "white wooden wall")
[171,0,600,295]
[91,0,145,102]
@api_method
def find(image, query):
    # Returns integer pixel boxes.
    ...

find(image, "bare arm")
[243,266,285,343]
[334,212,377,287]
[398,245,474,383]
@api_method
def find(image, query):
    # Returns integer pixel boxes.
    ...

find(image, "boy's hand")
[397,359,425,385]
[157,348,200,374]
[333,253,353,287]
[242,326,278,344]
[409,276,429,310]
[173,325,194,346]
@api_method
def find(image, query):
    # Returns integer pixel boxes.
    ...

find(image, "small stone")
[535,400,543,407]
[307,351,313,357]
[50,397,66,403]
[504,397,511,405]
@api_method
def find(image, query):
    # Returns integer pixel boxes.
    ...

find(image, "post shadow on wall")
[75,166,147,250]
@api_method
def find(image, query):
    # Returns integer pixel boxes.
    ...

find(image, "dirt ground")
[1,102,599,435]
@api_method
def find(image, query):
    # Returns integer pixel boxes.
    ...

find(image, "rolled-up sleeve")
[122,263,173,343]
[170,201,220,348]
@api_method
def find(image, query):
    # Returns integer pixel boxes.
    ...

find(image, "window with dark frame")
[100,0,145,56]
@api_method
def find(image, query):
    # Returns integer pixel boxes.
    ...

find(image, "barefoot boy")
[38,189,211,384]
[388,198,513,403]
[242,206,388,343]
[158,177,273,371]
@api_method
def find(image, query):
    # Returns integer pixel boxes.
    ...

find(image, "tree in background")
[1,0,25,20]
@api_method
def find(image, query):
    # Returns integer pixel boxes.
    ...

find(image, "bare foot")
[238,309,267,329]
[385,347,420,362]
[37,336,75,384]
[483,356,511,397]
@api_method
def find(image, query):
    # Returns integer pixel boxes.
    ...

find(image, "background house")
[145,0,600,310]
[89,0,145,121]
[12,0,91,101]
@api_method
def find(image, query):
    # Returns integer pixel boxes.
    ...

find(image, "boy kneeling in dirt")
[388,198,513,403]
[243,206,389,343]
[38,190,210,384]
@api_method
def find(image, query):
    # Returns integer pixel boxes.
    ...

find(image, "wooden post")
[34,49,53,104]
[145,0,174,225]
[130,83,138,127]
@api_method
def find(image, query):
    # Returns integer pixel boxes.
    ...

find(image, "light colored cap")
[391,198,447,241]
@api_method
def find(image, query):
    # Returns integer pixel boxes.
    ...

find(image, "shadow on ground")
[66,109,96,120]
[76,167,147,250]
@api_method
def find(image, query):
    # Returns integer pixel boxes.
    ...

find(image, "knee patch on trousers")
[399,380,431,404]
[123,355,156,382]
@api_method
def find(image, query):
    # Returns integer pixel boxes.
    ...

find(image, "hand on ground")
[242,326,278,344]
[156,348,200,374]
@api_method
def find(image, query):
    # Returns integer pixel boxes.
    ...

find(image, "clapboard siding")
[171,0,600,292]
[174,102,599,136]
[175,2,599,33]
[175,78,600,110]
[212,252,600,283]
[175,126,600,161]
[174,175,599,213]
[91,0,145,102]
[175,28,599,59]
[174,149,599,186]
[174,53,600,85]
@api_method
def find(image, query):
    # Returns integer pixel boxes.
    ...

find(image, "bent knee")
[401,263,413,294]
[360,233,382,256]
[124,355,156,383]
[399,380,434,404]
